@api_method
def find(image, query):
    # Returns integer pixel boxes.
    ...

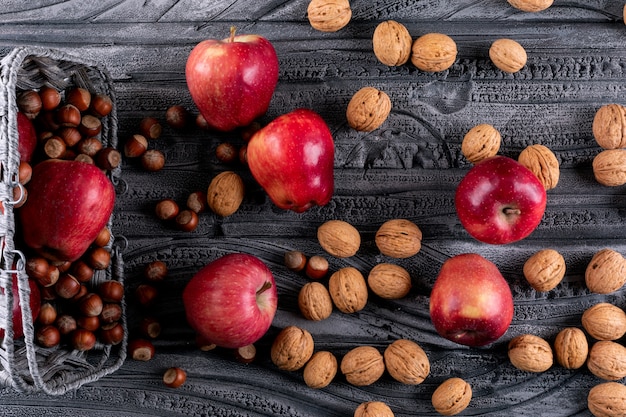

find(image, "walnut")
[270,326,314,371]
[592,149,626,186]
[298,282,333,321]
[489,38,527,73]
[346,87,392,132]
[592,104,626,150]
[303,351,337,389]
[518,144,560,190]
[206,171,245,217]
[367,263,412,300]
[461,123,501,164]
[587,341,626,381]
[522,248,566,292]
[431,377,472,416]
[354,401,395,417]
[507,0,554,12]
[383,339,430,385]
[410,33,457,73]
[340,346,385,386]
[372,20,412,66]
[375,219,422,259]
[508,334,553,373]
[317,219,361,258]
[307,0,351,32]
[582,302,626,341]
[328,267,368,313]
[585,248,626,294]
[553,327,588,370]
[588,382,626,417]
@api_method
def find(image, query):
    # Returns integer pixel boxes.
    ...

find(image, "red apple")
[455,155,546,245]
[246,108,334,213]
[429,253,514,347]
[17,111,37,162]
[0,275,41,340]
[18,159,115,262]
[182,253,278,349]
[185,28,279,132]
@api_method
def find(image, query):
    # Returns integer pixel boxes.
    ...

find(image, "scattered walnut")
[298,282,333,321]
[328,267,368,313]
[588,382,626,417]
[367,263,412,300]
[270,326,314,371]
[507,0,554,12]
[346,86,392,132]
[375,219,422,258]
[592,104,626,150]
[592,149,626,186]
[303,351,337,389]
[383,339,430,385]
[340,346,385,386]
[508,334,553,373]
[307,0,351,32]
[317,219,361,258]
[372,20,413,66]
[206,171,245,217]
[489,38,527,73]
[553,327,588,370]
[522,248,566,292]
[461,123,501,164]
[582,302,626,341]
[354,401,395,417]
[585,248,626,294]
[518,144,560,190]
[410,33,457,72]
[431,377,472,416]
[587,341,626,381]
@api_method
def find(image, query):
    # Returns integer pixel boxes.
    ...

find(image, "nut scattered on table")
[518,144,560,190]
[328,267,368,313]
[270,325,314,371]
[375,218,422,258]
[317,219,361,258]
[340,345,385,386]
[588,381,626,417]
[298,281,333,321]
[522,248,566,292]
[585,248,626,294]
[582,302,626,341]
[553,327,588,370]
[383,339,430,385]
[431,377,472,416]
[508,334,554,373]
[373,20,413,66]
[303,351,338,389]
[507,0,554,12]
[592,149,626,187]
[592,104,626,150]
[587,340,626,381]
[410,33,457,72]
[307,0,352,32]
[207,171,245,217]
[354,401,395,417]
[461,123,501,164]
[367,263,412,299]
[346,86,392,132]
[489,38,527,73]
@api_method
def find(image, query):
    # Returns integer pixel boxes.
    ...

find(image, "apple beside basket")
[0,47,126,394]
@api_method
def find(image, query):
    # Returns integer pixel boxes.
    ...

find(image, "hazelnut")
[56,104,81,127]
[99,322,125,345]
[305,255,329,280]
[234,344,257,364]
[17,90,42,117]
[143,260,168,282]
[163,367,187,388]
[155,199,179,221]
[95,147,122,171]
[139,316,162,339]
[89,94,113,118]
[128,339,155,361]
[78,293,104,317]
[77,315,100,332]
[88,247,111,270]
[98,280,124,303]
[37,303,57,325]
[135,284,158,307]
[186,191,207,213]
[284,250,307,272]
[79,114,102,137]
[55,274,81,299]
[57,126,82,147]
[215,142,238,163]
[100,303,123,324]
[124,134,148,158]
[93,227,112,247]
[165,105,190,129]
[139,117,162,140]
[175,209,199,232]
[141,149,166,172]
[39,86,61,111]
[66,87,91,111]
[76,137,103,157]
[36,325,61,348]
[71,329,97,351]
[55,314,77,335]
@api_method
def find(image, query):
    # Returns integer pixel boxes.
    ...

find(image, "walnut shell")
[270,326,314,371]
[298,282,333,321]
[508,334,554,373]
[206,171,245,217]
[587,341,626,381]
[346,87,392,132]
[410,33,457,73]
[317,219,361,258]
[588,382,626,417]
[340,345,385,386]
[518,144,560,190]
[354,401,395,417]
[328,267,368,313]
[307,0,351,32]
[582,302,626,341]
[303,351,337,389]
[372,20,412,66]
[375,219,422,258]
[383,339,430,385]
[431,377,472,416]
[592,149,626,187]
[367,263,412,300]
[522,248,566,292]
[585,248,626,294]
[507,0,554,12]
[553,327,588,370]
[592,104,626,150]
[461,123,502,164]
[489,38,527,73]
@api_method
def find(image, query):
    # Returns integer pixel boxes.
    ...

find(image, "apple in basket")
[17,111,37,162]
[0,275,41,340]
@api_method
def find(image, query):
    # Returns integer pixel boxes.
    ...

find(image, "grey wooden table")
[1,1,625,416]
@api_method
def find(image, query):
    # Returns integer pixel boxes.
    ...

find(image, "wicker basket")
[0,47,126,395]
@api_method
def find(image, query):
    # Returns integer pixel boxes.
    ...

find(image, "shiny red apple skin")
[247,108,334,213]
[185,30,279,132]
[182,253,278,349]
[0,276,41,340]
[17,111,37,162]
[429,253,514,347]
[18,159,115,262]
[455,155,547,245]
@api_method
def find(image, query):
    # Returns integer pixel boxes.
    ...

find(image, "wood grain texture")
[1,0,625,415]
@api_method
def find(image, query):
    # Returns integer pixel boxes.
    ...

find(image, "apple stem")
[503,207,522,216]
[229,26,237,43]
[257,281,272,296]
